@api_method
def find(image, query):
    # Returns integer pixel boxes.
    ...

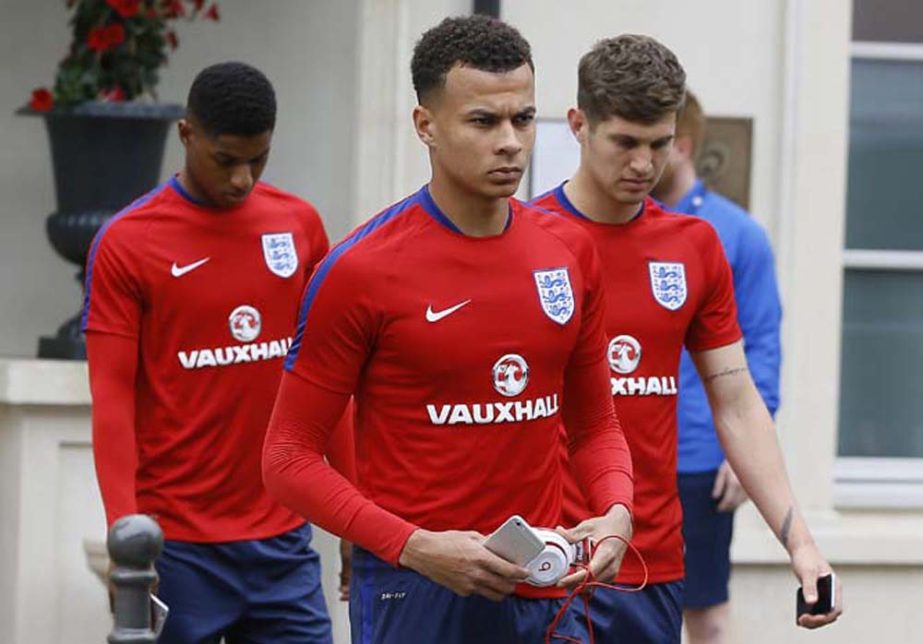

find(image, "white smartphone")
[484,515,545,566]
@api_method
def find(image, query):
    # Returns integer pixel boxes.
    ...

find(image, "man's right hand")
[398,528,530,601]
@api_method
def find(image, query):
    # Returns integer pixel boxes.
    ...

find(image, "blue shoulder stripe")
[550,183,592,221]
[528,182,590,221]
[168,175,208,206]
[528,183,561,207]
[284,190,423,371]
[80,182,170,332]
[533,183,646,222]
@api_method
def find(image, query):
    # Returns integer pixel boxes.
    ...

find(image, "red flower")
[106,23,126,47]
[162,0,185,18]
[165,30,178,49]
[30,87,54,112]
[88,26,108,51]
[100,85,126,102]
[88,24,126,51]
[204,4,219,21]
[192,0,206,10]
[105,0,141,18]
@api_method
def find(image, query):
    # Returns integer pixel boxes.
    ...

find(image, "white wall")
[0,1,76,357]
[352,0,472,219]
[0,0,360,357]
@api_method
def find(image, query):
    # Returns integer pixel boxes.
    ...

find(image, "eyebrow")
[465,106,537,118]
[611,134,674,145]
[214,148,270,163]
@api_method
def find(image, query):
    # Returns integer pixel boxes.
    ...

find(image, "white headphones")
[525,529,589,587]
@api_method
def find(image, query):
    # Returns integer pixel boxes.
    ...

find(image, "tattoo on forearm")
[780,507,794,548]
[703,366,749,383]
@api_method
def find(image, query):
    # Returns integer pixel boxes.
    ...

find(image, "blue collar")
[675,179,708,216]
[169,175,210,207]
[419,184,512,235]
[553,182,644,223]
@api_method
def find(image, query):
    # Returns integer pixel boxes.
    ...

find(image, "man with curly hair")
[263,15,633,643]
[84,62,353,643]
[533,34,841,642]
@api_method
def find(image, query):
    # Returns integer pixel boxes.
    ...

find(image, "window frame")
[836,41,923,508]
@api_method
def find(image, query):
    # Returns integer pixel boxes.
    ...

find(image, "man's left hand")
[555,503,632,589]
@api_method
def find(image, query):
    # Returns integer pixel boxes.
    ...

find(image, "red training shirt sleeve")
[325,398,357,485]
[685,225,743,352]
[82,224,143,338]
[562,242,634,516]
[87,331,140,527]
[264,375,416,564]
[83,223,146,528]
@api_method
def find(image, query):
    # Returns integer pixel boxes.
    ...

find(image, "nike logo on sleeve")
[425,300,471,323]
[171,257,210,277]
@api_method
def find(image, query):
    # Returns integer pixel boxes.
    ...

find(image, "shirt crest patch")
[648,261,687,310]
[262,233,298,278]
[534,267,575,325]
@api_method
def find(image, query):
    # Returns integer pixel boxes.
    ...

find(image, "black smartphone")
[796,573,836,620]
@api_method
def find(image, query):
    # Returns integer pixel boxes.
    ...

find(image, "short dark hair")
[187,62,276,137]
[577,34,686,125]
[411,15,533,103]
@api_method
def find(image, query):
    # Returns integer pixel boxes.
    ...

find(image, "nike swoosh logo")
[426,300,471,323]
[171,257,210,277]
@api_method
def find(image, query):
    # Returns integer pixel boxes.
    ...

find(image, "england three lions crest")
[649,261,687,310]
[534,267,574,325]
[262,233,298,278]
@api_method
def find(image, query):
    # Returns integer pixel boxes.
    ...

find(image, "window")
[836,0,923,506]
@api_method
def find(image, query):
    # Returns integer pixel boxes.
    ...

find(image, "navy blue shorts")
[155,523,332,644]
[349,547,584,644]
[569,580,683,643]
[678,470,735,609]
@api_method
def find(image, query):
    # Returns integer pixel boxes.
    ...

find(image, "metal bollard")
[106,514,164,644]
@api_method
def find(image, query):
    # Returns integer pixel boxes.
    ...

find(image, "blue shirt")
[676,180,782,473]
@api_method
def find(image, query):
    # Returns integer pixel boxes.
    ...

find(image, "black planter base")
[38,313,86,360]
[38,335,87,360]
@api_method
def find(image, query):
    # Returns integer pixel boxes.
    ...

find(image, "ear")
[177,118,192,147]
[674,134,695,161]
[567,108,588,144]
[412,105,436,148]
